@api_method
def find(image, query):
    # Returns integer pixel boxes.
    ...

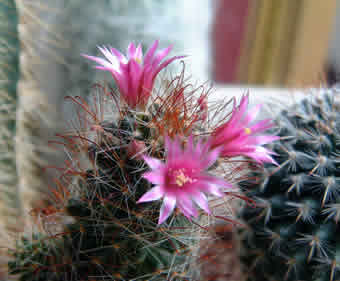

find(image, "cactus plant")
[6,40,278,280]
[239,87,340,281]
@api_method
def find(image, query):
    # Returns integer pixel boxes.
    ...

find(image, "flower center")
[173,169,193,187]
[245,127,252,134]
[135,57,142,64]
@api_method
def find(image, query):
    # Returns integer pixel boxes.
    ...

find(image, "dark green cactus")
[8,96,193,280]
[239,87,340,281]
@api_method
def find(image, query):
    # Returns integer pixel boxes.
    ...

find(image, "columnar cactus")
[240,87,340,281]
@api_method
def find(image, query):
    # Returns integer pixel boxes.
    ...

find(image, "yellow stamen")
[135,57,142,64]
[174,169,192,187]
[245,127,252,135]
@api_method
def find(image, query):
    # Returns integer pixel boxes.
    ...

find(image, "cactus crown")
[240,87,340,281]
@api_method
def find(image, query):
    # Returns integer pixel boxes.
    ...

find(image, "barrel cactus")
[240,87,340,281]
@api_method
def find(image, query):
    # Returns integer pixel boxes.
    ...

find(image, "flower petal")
[250,135,281,146]
[202,146,220,169]
[166,136,181,163]
[238,94,249,116]
[98,46,120,66]
[192,192,210,214]
[158,195,176,224]
[143,171,163,185]
[151,45,172,67]
[110,47,127,63]
[81,54,114,69]
[135,44,143,62]
[137,186,164,203]
[144,40,159,65]
[177,193,198,218]
[202,184,224,197]
[143,155,162,170]
[127,42,136,59]
[249,119,275,134]
[153,56,186,79]
[243,104,262,124]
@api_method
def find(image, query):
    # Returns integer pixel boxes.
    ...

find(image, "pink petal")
[202,147,220,169]
[127,42,136,59]
[158,195,176,224]
[250,135,280,145]
[202,184,224,197]
[110,47,127,63]
[151,45,172,67]
[140,64,154,93]
[192,192,210,214]
[113,73,129,101]
[153,56,186,79]
[177,202,192,219]
[166,136,181,162]
[243,104,262,124]
[135,44,143,61]
[177,200,198,219]
[194,139,205,155]
[206,176,233,189]
[143,155,162,170]
[94,66,114,71]
[249,119,275,134]
[238,94,249,116]
[177,193,198,218]
[143,171,163,185]
[198,176,232,194]
[98,46,120,66]
[137,186,164,203]
[82,54,114,69]
[128,60,143,104]
[187,135,194,154]
[144,40,159,65]
[246,147,279,165]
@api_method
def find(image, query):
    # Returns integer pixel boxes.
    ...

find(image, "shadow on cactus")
[239,87,340,281]
[7,41,278,280]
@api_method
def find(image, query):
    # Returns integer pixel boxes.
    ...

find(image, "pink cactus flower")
[83,40,184,109]
[210,94,279,164]
[137,136,232,224]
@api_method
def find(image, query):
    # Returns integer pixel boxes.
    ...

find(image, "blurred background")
[212,0,338,88]
[36,0,340,104]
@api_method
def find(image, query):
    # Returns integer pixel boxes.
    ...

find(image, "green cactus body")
[240,87,340,281]
[8,86,198,280]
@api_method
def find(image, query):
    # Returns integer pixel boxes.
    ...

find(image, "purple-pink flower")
[137,136,231,224]
[210,94,279,164]
[83,40,184,109]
